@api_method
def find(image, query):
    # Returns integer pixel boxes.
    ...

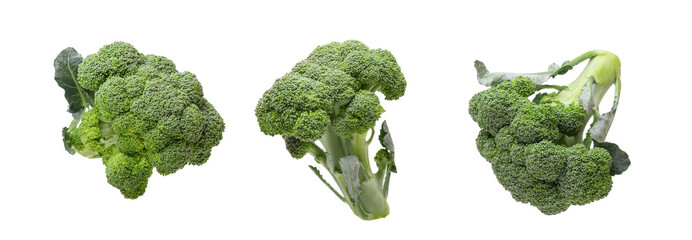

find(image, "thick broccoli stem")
[319,125,349,168]
[346,132,373,174]
[554,50,620,146]
[316,124,388,220]
[318,126,374,174]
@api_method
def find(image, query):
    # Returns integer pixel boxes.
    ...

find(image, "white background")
[1,0,690,239]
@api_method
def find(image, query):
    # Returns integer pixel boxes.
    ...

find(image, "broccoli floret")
[469,87,531,135]
[54,42,225,199]
[103,149,153,199]
[496,76,536,97]
[78,42,144,91]
[511,104,561,144]
[255,40,405,220]
[475,130,497,161]
[469,50,630,215]
[333,90,385,137]
[561,144,612,205]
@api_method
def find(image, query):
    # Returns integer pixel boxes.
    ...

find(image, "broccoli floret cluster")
[256,40,405,144]
[55,42,224,199]
[470,50,630,215]
[255,40,404,220]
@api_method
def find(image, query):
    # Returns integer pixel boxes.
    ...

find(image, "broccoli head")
[255,40,405,220]
[53,42,225,199]
[470,50,631,215]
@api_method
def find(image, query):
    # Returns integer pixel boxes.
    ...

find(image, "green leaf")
[54,47,92,113]
[594,141,630,175]
[475,60,569,87]
[474,50,602,87]
[578,76,597,116]
[378,121,396,173]
[62,127,76,155]
[339,155,361,203]
[532,92,549,104]
[582,133,593,149]
[588,75,621,143]
[378,121,394,152]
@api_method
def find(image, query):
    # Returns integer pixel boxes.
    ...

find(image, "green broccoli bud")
[475,130,497,161]
[561,144,613,205]
[469,87,531,135]
[494,127,516,151]
[142,54,177,74]
[523,141,567,182]
[152,142,192,175]
[510,104,560,144]
[78,42,144,91]
[104,150,153,199]
[495,76,536,97]
[334,90,384,137]
[556,102,587,137]
[283,136,313,159]
[294,111,330,142]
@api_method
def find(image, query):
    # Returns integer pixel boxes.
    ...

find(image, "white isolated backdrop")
[0,0,690,239]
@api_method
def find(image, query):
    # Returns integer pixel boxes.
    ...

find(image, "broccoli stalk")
[545,50,622,146]
[470,50,630,215]
[308,125,391,219]
[256,40,403,220]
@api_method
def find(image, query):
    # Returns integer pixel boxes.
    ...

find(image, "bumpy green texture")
[470,51,629,215]
[56,42,225,199]
[256,40,404,220]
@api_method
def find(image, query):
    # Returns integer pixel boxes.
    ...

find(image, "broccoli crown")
[482,134,612,215]
[470,51,629,215]
[256,40,405,142]
[255,41,405,220]
[59,42,225,199]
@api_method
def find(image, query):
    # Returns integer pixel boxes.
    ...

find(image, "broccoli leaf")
[578,76,597,116]
[594,141,631,175]
[475,60,581,87]
[475,50,604,87]
[532,92,549,104]
[589,111,615,142]
[61,127,76,155]
[378,121,395,153]
[54,47,93,113]
[588,75,621,143]
[339,155,361,203]
[378,121,396,172]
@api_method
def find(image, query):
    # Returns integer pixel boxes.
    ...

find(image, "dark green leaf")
[62,127,76,155]
[582,133,593,149]
[594,141,630,175]
[54,47,92,113]
[378,121,396,172]
[532,93,549,104]
[378,121,394,152]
